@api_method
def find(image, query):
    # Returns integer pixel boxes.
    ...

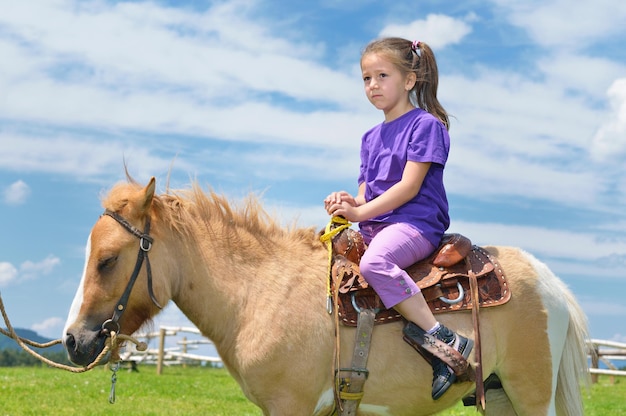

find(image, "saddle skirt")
[330,229,511,327]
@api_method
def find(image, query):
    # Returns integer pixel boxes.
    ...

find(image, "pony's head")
[63,177,168,366]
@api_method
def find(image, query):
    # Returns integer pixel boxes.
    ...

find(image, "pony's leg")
[484,388,516,416]
[491,321,556,415]
[484,248,559,415]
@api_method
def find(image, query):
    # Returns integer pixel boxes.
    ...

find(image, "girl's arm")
[328,161,430,222]
[354,182,366,206]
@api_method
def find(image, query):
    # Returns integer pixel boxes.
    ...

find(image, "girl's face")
[361,52,416,122]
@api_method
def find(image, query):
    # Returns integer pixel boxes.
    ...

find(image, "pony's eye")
[97,256,118,272]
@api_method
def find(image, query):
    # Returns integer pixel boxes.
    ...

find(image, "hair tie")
[411,40,421,52]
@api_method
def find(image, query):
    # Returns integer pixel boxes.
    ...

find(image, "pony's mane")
[102,179,320,248]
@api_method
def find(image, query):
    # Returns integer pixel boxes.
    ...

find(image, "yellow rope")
[319,216,352,311]
[339,391,365,401]
[319,216,353,414]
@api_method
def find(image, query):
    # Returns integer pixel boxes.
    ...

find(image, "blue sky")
[0,0,625,347]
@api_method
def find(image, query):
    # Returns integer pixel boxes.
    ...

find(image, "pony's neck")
[155,190,329,368]
[169,231,248,347]
[168,216,328,370]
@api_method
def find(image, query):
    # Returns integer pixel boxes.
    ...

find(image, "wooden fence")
[120,326,222,374]
[588,338,626,383]
[123,328,626,381]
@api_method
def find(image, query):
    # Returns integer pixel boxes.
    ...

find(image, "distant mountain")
[0,328,64,353]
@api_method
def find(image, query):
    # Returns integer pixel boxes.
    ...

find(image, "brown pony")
[63,178,589,416]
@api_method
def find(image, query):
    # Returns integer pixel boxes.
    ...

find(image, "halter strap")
[101,210,162,335]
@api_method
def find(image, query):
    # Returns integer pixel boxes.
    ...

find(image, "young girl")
[324,37,473,400]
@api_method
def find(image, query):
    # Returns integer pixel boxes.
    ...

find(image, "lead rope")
[319,216,352,415]
[319,216,352,314]
[0,291,147,401]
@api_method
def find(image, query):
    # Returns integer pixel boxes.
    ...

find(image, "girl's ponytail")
[411,41,449,130]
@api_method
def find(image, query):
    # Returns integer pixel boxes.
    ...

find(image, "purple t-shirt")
[358,108,450,247]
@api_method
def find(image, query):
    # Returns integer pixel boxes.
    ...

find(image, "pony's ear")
[140,177,156,214]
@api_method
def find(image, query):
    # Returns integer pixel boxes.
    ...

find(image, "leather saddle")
[330,228,511,327]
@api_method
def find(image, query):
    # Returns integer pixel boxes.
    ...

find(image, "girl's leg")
[359,223,473,400]
[359,222,437,329]
[394,292,437,331]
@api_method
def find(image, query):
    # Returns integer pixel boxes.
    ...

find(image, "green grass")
[0,366,261,416]
[435,376,626,415]
[0,366,624,415]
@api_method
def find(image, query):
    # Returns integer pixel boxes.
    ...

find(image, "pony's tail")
[555,288,591,416]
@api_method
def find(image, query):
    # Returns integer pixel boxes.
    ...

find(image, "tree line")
[0,348,71,367]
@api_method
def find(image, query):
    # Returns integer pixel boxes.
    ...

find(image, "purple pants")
[359,222,436,309]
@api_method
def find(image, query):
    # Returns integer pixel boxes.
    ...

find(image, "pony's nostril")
[65,333,77,352]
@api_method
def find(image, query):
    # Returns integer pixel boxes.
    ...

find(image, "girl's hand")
[327,201,362,222]
[324,191,356,214]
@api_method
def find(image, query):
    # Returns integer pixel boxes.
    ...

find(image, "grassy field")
[0,365,624,415]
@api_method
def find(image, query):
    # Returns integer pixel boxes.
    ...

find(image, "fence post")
[591,343,599,384]
[156,327,166,375]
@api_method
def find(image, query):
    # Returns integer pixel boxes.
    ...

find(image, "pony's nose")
[62,327,109,366]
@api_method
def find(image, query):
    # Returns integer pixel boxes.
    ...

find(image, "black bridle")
[100,210,163,336]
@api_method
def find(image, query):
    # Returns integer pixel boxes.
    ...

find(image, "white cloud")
[0,0,358,116]
[450,220,626,261]
[0,262,18,287]
[591,78,626,163]
[19,255,61,281]
[0,135,190,183]
[379,14,472,49]
[498,0,626,48]
[3,180,31,205]
[0,0,373,174]
[31,316,65,339]
[537,53,626,100]
[440,71,612,210]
